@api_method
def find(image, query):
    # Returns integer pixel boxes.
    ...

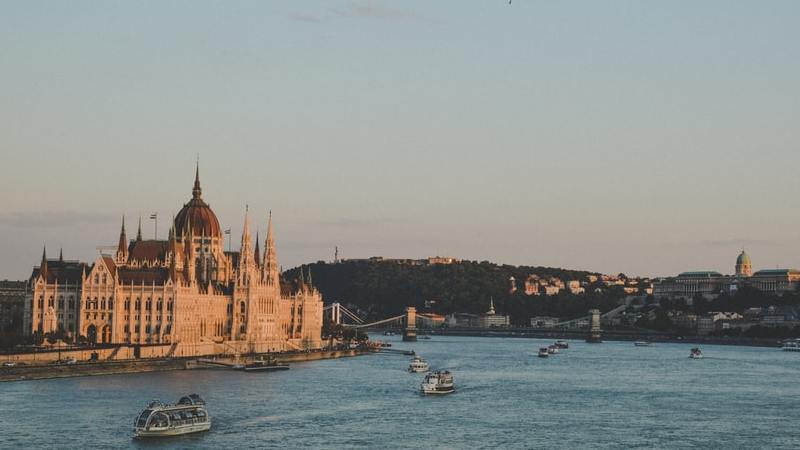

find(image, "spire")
[488,297,496,315]
[254,231,260,269]
[40,245,48,280]
[59,248,63,262]
[192,160,202,199]
[237,206,254,285]
[136,216,143,241]
[263,211,279,284]
[117,215,128,258]
[307,266,313,287]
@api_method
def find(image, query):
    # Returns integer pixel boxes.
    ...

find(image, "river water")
[2,336,799,449]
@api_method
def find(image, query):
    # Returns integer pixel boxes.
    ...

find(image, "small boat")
[408,356,429,373]
[238,356,289,372]
[418,335,431,340]
[782,339,800,351]
[634,341,652,347]
[383,330,396,336]
[547,345,559,355]
[554,340,569,349]
[537,347,550,358]
[134,394,210,438]
[689,348,703,359]
[421,370,454,395]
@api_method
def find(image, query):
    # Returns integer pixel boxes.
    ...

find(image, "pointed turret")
[59,248,63,262]
[136,216,143,241]
[237,206,254,285]
[39,245,48,281]
[254,231,261,270]
[263,211,279,285]
[192,160,202,199]
[117,215,128,262]
[487,297,496,315]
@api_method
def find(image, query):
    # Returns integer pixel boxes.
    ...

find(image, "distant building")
[509,276,517,294]
[0,280,26,334]
[428,256,460,265]
[566,281,585,295]
[735,250,753,277]
[476,298,510,328]
[530,316,559,328]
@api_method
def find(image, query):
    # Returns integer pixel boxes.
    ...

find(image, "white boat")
[537,347,550,358]
[547,345,559,355]
[408,356,429,373]
[689,348,703,359]
[554,340,569,349]
[421,370,454,394]
[782,339,800,351]
[134,394,211,438]
[634,341,652,347]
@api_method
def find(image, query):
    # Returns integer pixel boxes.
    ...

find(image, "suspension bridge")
[323,302,619,343]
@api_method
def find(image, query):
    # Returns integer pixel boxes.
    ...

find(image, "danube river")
[2,336,800,449]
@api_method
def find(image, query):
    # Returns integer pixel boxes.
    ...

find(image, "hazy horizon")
[2,1,800,280]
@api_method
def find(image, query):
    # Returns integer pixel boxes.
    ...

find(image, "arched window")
[240,302,246,315]
[146,300,152,310]
[94,274,99,284]
[167,301,173,312]
[108,299,114,310]
[101,298,106,309]
[157,300,162,310]
[125,300,130,310]
[58,297,64,309]
[102,274,107,284]
[135,298,141,309]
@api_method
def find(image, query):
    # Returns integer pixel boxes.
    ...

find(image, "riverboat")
[554,340,569,349]
[134,394,210,438]
[634,341,652,347]
[538,347,550,358]
[782,339,800,351]
[238,356,290,372]
[689,348,703,359]
[421,370,454,394]
[547,345,559,355]
[408,356,430,373]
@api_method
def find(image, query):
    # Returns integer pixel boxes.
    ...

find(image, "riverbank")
[0,348,367,382]
[427,328,783,348]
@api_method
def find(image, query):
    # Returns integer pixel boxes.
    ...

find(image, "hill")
[284,259,628,325]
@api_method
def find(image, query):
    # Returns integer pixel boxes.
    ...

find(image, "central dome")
[174,165,222,238]
[736,251,751,266]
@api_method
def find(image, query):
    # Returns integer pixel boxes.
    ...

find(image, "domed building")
[735,250,753,277]
[24,165,324,355]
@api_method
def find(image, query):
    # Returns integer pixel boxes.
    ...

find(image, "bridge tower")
[403,307,417,342]
[586,308,602,343]
[331,303,341,325]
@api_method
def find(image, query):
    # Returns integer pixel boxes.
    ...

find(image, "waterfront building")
[476,298,510,328]
[566,280,585,295]
[653,251,800,300]
[0,280,27,335]
[23,166,324,353]
[530,316,559,328]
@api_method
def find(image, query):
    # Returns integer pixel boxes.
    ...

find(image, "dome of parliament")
[736,251,751,266]
[173,165,222,238]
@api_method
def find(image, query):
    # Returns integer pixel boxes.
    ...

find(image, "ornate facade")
[23,166,324,352]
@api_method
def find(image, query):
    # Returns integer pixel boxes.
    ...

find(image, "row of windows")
[122,300,173,312]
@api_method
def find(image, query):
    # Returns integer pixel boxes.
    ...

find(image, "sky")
[1,1,800,280]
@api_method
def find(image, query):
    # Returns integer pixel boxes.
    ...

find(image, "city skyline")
[3,1,800,278]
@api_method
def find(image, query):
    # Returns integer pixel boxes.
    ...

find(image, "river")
[2,336,799,449]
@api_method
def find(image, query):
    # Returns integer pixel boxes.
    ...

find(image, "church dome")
[736,251,751,266]
[174,165,222,238]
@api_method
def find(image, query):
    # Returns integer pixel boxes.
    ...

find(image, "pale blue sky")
[1,1,799,279]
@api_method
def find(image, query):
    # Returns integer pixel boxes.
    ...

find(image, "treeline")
[284,260,624,324]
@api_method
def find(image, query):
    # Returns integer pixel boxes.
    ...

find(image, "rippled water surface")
[2,336,800,449]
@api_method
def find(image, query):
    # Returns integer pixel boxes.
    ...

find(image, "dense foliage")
[285,260,624,324]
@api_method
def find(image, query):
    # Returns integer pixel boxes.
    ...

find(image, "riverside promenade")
[0,347,370,382]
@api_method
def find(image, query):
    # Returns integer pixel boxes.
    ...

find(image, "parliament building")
[23,166,324,354]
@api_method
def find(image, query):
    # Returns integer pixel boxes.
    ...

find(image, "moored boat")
[634,341,652,347]
[547,345,559,355]
[238,356,290,372]
[421,370,454,394]
[134,394,210,438]
[408,356,430,373]
[689,348,703,359]
[537,347,550,358]
[554,340,569,349]
[782,339,800,351]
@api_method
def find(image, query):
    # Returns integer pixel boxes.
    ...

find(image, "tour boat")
[547,345,559,355]
[420,370,454,394]
[554,340,569,349]
[408,356,430,373]
[689,348,703,359]
[238,356,290,372]
[134,394,211,438]
[782,339,800,351]
[537,347,550,358]
[634,341,652,347]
